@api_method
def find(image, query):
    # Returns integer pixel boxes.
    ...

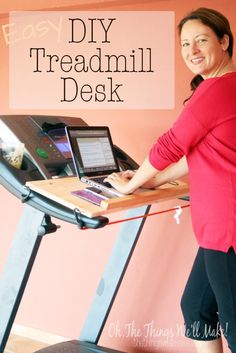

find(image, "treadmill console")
[0,115,87,178]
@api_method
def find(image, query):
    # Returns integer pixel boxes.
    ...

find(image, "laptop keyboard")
[93,177,112,187]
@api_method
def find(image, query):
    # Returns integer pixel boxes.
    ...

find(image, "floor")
[4,334,50,353]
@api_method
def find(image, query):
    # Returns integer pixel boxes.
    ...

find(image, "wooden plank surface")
[26,177,189,218]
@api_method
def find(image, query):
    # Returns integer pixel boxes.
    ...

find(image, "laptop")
[65,126,124,197]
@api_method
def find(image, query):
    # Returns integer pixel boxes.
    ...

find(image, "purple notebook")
[71,187,115,206]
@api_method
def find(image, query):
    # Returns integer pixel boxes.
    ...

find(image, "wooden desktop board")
[26,177,189,218]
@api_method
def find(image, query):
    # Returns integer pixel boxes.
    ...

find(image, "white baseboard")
[12,324,69,345]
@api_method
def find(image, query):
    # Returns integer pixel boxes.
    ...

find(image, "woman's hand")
[105,157,188,195]
[104,170,135,195]
[121,170,136,180]
[105,158,160,194]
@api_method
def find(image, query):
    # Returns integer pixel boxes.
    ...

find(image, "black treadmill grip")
[0,153,109,229]
[74,209,109,229]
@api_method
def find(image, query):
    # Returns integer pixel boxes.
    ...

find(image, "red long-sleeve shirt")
[149,72,236,252]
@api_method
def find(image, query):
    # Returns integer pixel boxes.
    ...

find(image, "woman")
[105,8,236,353]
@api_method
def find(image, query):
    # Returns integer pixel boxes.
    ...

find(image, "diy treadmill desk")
[26,176,189,217]
[0,177,189,353]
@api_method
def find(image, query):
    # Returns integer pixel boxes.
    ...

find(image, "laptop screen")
[66,126,120,177]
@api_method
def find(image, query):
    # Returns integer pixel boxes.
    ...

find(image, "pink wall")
[0,1,235,352]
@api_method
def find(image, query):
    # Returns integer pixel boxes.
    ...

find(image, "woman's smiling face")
[180,19,229,78]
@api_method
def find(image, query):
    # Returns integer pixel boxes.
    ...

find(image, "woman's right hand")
[122,170,157,189]
[121,170,136,180]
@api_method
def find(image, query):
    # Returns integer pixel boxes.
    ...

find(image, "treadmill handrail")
[0,154,108,229]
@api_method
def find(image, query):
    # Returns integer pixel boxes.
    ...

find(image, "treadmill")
[0,115,149,353]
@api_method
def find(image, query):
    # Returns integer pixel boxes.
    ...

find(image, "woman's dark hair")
[182,75,204,104]
[178,8,234,102]
[178,7,234,57]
